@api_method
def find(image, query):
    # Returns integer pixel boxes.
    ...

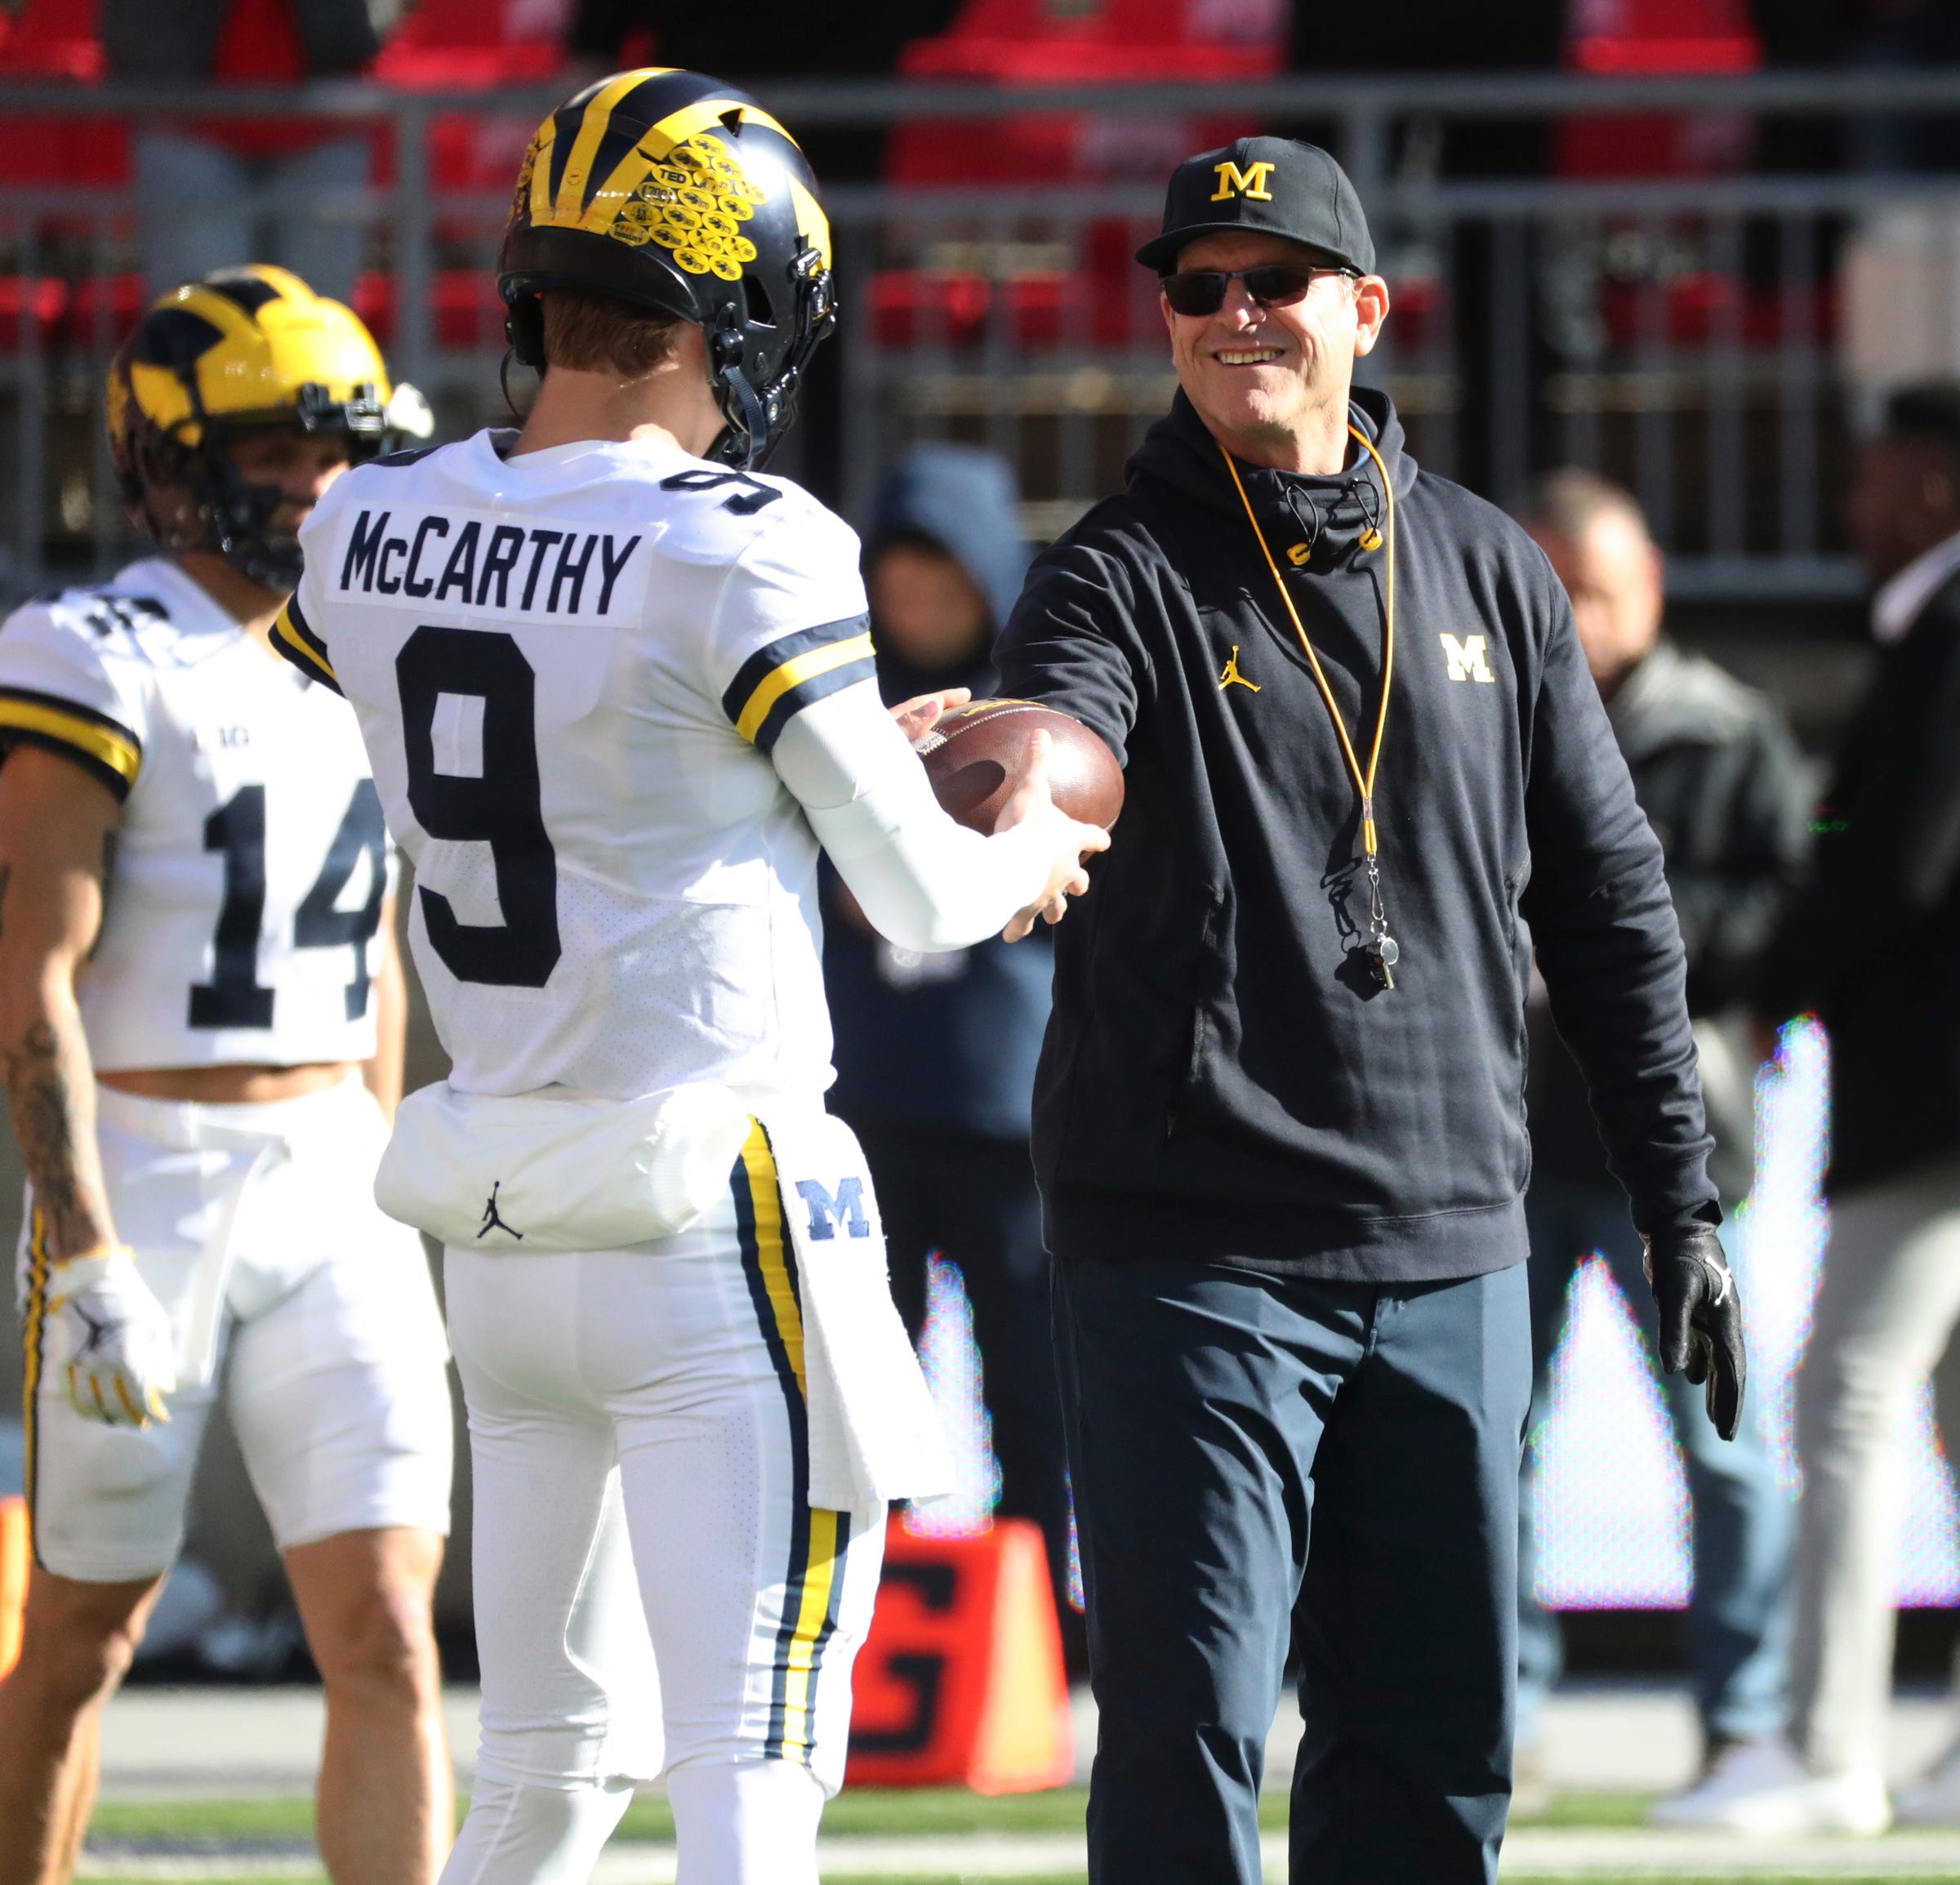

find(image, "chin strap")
[711,360,769,468]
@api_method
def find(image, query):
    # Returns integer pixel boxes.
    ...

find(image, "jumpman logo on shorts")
[478,1181,523,1241]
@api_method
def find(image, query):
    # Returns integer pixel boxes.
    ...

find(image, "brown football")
[916,699,1125,836]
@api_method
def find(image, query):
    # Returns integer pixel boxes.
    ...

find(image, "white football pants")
[20,1076,452,1581]
[439,1132,885,1885]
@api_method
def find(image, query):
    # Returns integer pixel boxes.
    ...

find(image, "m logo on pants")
[795,1177,871,1241]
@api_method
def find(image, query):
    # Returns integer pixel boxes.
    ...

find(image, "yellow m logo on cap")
[1212,160,1276,203]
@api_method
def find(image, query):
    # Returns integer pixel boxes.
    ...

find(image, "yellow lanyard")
[1218,426,1396,858]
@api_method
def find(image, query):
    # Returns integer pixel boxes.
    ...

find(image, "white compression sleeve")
[770,684,1054,954]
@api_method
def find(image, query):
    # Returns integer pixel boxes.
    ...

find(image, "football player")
[0,268,456,1885]
[273,69,1105,1885]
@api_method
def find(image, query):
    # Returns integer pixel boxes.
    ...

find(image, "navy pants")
[1054,1254,1534,1885]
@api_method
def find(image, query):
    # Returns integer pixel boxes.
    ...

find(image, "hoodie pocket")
[1166,885,1232,1140]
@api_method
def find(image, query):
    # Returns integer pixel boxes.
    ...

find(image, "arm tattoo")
[2,1014,103,1255]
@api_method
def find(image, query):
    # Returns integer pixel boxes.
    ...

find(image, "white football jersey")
[280,430,874,1106]
[0,559,394,1071]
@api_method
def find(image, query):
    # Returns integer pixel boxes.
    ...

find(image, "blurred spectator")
[822,444,1074,1629]
[1514,470,1808,1820]
[1700,384,1960,1834]
[110,0,385,301]
[563,2,959,180]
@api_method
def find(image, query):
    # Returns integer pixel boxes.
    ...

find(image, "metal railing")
[2,71,1959,599]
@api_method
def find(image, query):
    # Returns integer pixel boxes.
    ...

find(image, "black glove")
[1643,1223,1746,1442]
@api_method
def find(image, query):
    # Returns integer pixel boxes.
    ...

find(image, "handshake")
[893,688,1120,943]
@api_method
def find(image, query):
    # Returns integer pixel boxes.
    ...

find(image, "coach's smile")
[1163,229,1389,476]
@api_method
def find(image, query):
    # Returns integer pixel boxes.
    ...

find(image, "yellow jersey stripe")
[734,633,875,746]
[0,697,140,789]
[271,603,340,686]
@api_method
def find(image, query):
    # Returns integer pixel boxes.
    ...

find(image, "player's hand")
[1644,1223,1745,1442]
[890,689,973,748]
[48,1246,176,1427]
[997,729,1110,942]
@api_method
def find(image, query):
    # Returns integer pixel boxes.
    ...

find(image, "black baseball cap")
[1135,136,1375,277]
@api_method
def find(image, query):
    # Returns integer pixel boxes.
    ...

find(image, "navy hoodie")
[996,388,1715,1280]
[824,445,1053,1141]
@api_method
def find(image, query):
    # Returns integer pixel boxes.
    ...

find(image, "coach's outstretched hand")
[1644,1223,1746,1441]
[998,729,1110,942]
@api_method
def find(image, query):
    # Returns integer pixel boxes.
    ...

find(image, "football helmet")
[498,67,835,469]
[107,265,430,592]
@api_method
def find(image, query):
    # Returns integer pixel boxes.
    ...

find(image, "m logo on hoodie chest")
[1440,634,1496,684]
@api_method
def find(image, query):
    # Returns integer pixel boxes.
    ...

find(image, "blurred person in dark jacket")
[822,443,1073,1622]
[109,0,386,302]
[1514,471,1809,1823]
[1694,382,1960,1834]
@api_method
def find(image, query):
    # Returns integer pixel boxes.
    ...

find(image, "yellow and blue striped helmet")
[108,265,425,590]
[498,68,835,468]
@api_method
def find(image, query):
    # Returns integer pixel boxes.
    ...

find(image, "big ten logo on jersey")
[334,507,644,626]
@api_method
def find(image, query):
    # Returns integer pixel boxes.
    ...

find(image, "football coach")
[994,138,1747,1884]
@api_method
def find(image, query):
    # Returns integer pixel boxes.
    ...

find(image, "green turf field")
[77,1791,1960,1883]
[69,1865,1960,1881]
[85,1784,1661,1842]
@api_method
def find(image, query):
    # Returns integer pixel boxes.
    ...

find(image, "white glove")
[47,1247,176,1427]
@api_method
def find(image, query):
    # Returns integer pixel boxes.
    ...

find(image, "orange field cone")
[846,1513,1074,1793]
[0,1495,28,1682]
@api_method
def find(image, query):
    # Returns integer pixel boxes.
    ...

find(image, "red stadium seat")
[372,0,561,94]
[887,0,1283,186]
[65,270,144,347]
[1556,0,1762,180]
[900,0,1282,84]
[875,0,1285,366]
[353,268,507,351]
[0,0,103,83]
[0,276,67,350]
[0,0,129,195]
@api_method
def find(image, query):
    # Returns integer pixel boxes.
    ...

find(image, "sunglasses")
[1160,263,1358,318]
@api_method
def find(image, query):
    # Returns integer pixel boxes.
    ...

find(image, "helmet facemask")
[704,243,835,469]
[118,385,387,594]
